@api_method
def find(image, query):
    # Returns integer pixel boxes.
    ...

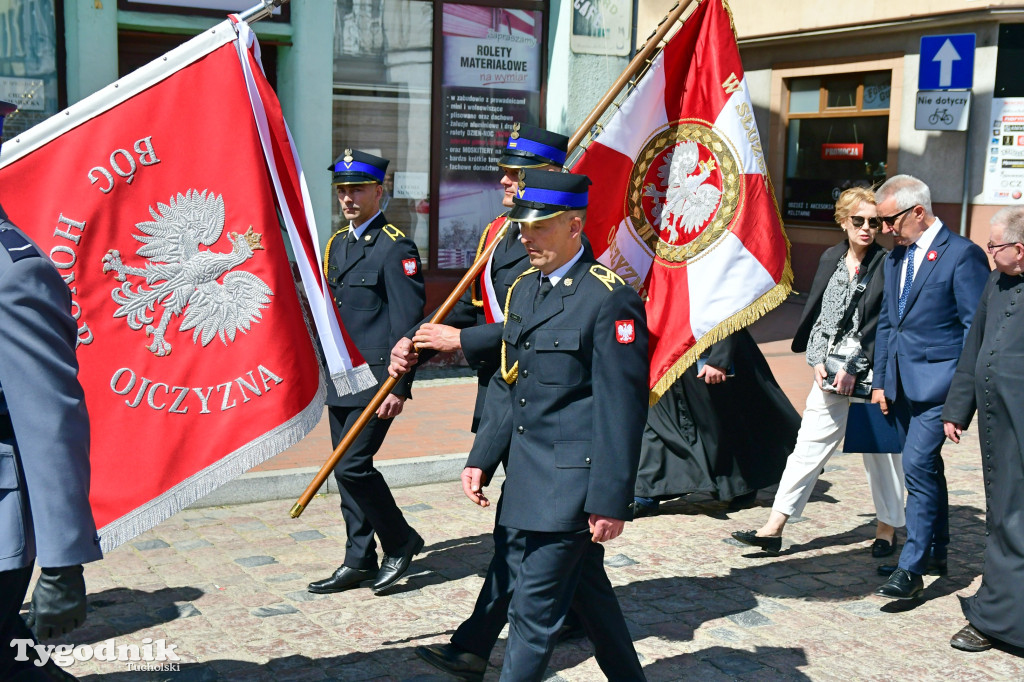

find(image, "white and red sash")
[477,215,509,324]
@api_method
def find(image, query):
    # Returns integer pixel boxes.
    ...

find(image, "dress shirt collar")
[543,246,585,286]
[350,211,382,241]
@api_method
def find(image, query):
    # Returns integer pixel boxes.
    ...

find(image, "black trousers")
[328,405,413,570]
[459,524,644,682]
[1,565,48,680]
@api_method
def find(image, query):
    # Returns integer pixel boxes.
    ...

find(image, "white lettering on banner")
[734,102,766,175]
[49,213,94,345]
[110,365,284,414]
[88,137,161,193]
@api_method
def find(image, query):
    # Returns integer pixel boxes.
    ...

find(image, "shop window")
[332,0,433,262]
[0,0,62,138]
[783,72,891,223]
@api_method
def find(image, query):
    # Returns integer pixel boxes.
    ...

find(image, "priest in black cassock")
[942,207,1024,652]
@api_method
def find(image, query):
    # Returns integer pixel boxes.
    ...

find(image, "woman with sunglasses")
[732,187,905,555]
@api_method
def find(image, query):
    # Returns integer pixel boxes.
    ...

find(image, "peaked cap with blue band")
[498,122,569,169]
[329,148,389,185]
[509,168,590,223]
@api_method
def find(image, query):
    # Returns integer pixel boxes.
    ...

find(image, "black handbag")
[821,263,876,399]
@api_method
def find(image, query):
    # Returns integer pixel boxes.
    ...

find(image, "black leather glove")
[24,565,87,640]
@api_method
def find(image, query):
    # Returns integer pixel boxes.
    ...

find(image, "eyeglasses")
[987,241,1021,254]
[879,206,915,226]
[849,216,881,230]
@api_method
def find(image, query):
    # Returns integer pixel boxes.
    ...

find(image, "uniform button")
[516,426,524,434]
[554,340,559,347]
[987,362,991,368]
[990,350,996,355]
[985,377,990,382]
[519,398,526,406]
[522,369,529,378]
[524,341,531,349]
[585,457,591,464]
[361,278,366,283]
[1007,312,1012,317]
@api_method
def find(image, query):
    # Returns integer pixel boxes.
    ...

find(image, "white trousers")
[771,382,906,527]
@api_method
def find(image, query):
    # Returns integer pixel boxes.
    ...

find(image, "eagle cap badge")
[343,149,354,163]
[510,122,521,140]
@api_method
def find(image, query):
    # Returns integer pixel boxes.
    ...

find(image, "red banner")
[0,23,339,548]
[821,143,864,160]
[571,0,791,402]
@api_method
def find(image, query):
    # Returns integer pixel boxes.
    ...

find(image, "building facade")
[16,0,1018,300]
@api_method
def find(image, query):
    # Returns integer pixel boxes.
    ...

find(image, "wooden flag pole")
[567,0,697,152]
[290,0,698,519]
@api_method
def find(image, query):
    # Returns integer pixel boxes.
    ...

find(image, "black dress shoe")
[731,530,782,555]
[874,567,923,600]
[727,490,759,511]
[877,557,947,577]
[307,565,376,594]
[871,534,898,558]
[950,623,994,652]
[630,499,659,519]
[415,643,487,681]
[372,528,425,593]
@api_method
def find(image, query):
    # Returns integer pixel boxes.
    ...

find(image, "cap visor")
[332,174,381,186]
[507,205,567,223]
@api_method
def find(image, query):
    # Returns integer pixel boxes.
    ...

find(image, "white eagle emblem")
[643,140,722,242]
[101,189,273,357]
[616,320,635,344]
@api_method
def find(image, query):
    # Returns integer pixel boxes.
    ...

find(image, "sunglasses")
[849,216,881,230]
[880,206,915,226]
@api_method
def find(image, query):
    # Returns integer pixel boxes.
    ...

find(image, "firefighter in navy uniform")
[450,170,649,681]
[0,99,102,681]
[390,122,570,432]
[307,149,427,596]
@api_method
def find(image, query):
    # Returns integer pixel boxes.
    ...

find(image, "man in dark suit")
[871,174,989,600]
[459,170,649,680]
[307,149,426,596]
[0,101,103,681]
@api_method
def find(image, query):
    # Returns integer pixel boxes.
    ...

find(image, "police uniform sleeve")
[383,237,427,398]
[0,255,101,567]
[585,285,649,521]
[459,320,504,369]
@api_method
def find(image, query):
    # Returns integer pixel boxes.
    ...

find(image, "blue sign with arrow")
[919,34,975,90]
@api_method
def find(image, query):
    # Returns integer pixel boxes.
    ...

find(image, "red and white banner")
[572,0,791,402]
[0,18,372,549]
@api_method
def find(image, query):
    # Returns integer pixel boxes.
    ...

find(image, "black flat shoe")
[874,567,923,600]
[372,528,425,594]
[731,530,782,555]
[871,535,898,558]
[415,643,487,681]
[877,557,947,577]
[307,565,376,593]
[950,623,994,652]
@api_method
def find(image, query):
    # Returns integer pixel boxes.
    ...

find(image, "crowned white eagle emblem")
[643,140,722,243]
[616,320,635,344]
[101,189,273,357]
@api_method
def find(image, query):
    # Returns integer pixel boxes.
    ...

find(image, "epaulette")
[382,224,405,242]
[589,264,625,291]
[0,228,40,263]
[500,266,539,384]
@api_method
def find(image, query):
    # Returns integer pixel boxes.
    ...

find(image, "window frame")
[769,55,903,229]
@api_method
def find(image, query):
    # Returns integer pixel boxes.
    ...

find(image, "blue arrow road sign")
[919,34,975,90]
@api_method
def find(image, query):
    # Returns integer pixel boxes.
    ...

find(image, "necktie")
[898,243,917,319]
[534,276,553,311]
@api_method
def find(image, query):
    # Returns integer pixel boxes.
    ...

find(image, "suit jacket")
[0,218,102,571]
[467,255,649,532]
[871,222,989,403]
[324,212,426,407]
[792,240,887,366]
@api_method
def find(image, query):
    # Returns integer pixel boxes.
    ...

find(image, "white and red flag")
[572,0,791,402]
[0,18,373,549]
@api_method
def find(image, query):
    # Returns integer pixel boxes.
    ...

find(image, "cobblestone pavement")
[26,428,1021,681]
